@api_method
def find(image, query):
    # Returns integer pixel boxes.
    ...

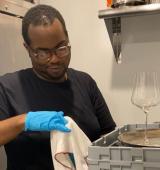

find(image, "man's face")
[26,19,70,82]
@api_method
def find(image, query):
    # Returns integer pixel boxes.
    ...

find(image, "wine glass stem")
[144,111,149,143]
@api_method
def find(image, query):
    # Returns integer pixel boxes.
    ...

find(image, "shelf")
[98,4,160,63]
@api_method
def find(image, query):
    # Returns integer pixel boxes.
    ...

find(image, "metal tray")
[118,128,160,147]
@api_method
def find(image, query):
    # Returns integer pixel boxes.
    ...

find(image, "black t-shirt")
[0,68,116,170]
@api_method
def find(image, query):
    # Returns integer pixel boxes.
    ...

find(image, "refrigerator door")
[0,13,31,75]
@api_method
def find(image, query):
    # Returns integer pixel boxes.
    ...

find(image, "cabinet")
[99,4,160,63]
[0,0,35,18]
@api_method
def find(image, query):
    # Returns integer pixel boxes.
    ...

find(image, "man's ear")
[23,42,29,51]
[23,42,31,58]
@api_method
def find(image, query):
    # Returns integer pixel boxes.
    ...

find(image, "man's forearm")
[0,114,26,146]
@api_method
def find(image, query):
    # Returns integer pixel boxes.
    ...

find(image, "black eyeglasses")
[28,43,71,63]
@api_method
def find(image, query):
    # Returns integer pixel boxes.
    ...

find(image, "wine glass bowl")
[131,72,160,144]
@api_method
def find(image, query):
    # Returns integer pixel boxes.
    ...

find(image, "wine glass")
[131,72,160,144]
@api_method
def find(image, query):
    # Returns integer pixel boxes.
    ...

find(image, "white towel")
[50,116,92,170]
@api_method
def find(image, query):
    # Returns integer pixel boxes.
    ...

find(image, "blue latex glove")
[25,111,71,132]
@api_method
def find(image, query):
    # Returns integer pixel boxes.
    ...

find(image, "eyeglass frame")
[27,43,71,64]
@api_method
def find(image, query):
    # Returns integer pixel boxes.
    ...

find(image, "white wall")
[40,0,160,126]
[1,0,160,169]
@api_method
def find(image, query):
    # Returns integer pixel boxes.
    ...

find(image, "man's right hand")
[25,111,71,132]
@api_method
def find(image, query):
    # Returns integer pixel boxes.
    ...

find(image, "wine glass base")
[144,138,149,145]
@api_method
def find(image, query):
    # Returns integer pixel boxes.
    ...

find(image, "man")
[0,4,116,170]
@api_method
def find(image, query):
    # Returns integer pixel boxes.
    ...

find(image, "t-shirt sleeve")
[0,83,11,120]
[89,77,116,134]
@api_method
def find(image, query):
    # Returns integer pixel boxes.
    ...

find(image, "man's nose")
[48,52,59,63]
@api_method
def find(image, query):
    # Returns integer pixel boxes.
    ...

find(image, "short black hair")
[22,4,68,45]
